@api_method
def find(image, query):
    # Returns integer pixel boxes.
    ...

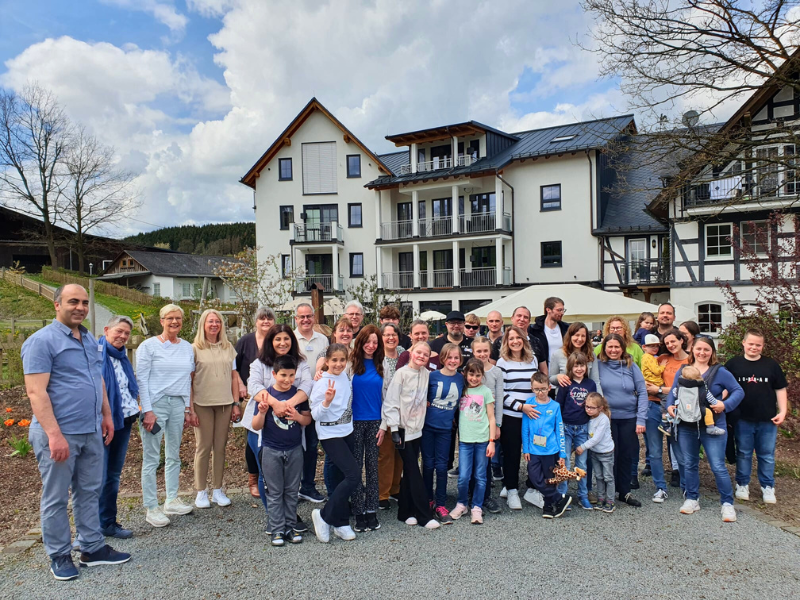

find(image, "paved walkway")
[1,477,798,599]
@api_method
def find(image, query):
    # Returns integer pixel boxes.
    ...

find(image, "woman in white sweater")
[379,342,440,530]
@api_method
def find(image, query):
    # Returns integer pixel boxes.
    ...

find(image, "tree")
[582,1,800,204]
[213,247,302,332]
[345,275,408,326]
[0,83,71,266]
[60,127,140,274]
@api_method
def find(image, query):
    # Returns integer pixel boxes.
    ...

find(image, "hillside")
[125,222,255,255]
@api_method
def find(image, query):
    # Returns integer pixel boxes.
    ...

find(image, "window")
[741,220,770,255]
[541,241,562,267]
[152,283,161,297]
[181,283,191,298]
[348,203,362,228]
[541,184,561,211]
[698,303,723,333]
[706,223,732,258]
[193,283,201,297]
[302,141,337,194]
[551,134,577,143]
[281,254,292,278]
[350,253,364,277]
[346,155,361,178]
[278,158,293,181]
[279,205,294,230]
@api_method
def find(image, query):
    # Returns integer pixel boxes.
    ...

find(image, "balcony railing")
[292,222,344,243]
[459,212,497,234]
[382,271,415,290]
[295,274,344,294]
[431,269,454,288]
[381,211,512,241]
[396,154,479,175]
[380,220,413,240]
[460,267,496,287]
[619,259,669,286]
[685,175,799,208]
[420,215,454,237]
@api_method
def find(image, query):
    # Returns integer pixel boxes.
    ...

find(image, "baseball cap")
[445,311,465,322]
[643,334,661,345]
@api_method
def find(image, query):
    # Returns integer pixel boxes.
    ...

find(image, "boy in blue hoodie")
[522,372,571,518]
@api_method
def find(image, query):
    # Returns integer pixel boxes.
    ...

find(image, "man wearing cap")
[428,310,473,363]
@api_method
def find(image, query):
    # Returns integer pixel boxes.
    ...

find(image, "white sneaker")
[652,489,668,504]
[424,519,441,529]
[735,484,750,501]
[145,507,170,528]
[506,489,522,510]
[333,525,356,541]
[211,488,232,507]
[523,488,544,508]
[499,487,508,499]
[761,486,776,504]
[404,516,418,526]
[163,497,194,515]
[311,509,330,543]
[195,490,210,509]
[721,502,737,522]
[680,499,700,514]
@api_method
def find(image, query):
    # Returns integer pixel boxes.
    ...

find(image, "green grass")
[775,461,800,480]
[0,279,55,320]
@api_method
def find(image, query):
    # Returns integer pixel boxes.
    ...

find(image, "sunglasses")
[465,325,479,330]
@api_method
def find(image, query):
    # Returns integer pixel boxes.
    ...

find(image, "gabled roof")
[240,98,392,189]
[102,250,236,278]
[377,150,410,176]
[385,120,519,146]
[366,115,636,189]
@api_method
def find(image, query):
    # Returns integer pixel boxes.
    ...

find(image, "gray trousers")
[261,445,303,534]
[29,426,105,558]
[590,450,616,503]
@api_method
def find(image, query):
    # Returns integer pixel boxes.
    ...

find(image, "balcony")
[295,274,344,294]
[380,211,510,241]
[619,259,669,286]
[459,267,496,287]
[396,154,479,175]
[381,267,508,290]
[685,175,798,208]
[291,222,344,244]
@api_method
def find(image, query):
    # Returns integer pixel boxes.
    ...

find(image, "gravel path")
[1,476,798,599]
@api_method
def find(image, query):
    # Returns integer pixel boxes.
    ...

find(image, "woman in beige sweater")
[190,309,240,508]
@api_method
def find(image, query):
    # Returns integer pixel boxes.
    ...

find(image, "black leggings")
[397,437,433,525]
[319,434,359,528]
[500,416,523,490]
[245,440,259,475]
[611,417,637,499]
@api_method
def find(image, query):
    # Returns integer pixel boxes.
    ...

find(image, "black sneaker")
[622,493,641,507]
[50,554,79,581]
[630,477,640,490]
[378,499,391,510]
[542,505,556,519]
[271,532,285,547]
[287,529,303,544]
[553,494,572,518]
[293,514,308,533]
[670,470,681,488]
[354,514,369,533]
[298,488,325,503]
[366,512,381,531]
[640,466,652,478]
[484,497,501,514]
[78,544,131,567]
[492,465,504,481]
[389,494,400,502]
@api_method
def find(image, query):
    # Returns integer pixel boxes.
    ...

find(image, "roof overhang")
[386,122,489,146]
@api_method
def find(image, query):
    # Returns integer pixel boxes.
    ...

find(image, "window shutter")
[302,142,337,194]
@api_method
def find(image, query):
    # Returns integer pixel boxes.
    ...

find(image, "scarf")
[102,337,139,430]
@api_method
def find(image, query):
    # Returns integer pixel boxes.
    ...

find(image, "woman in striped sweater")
[495,326,545,510]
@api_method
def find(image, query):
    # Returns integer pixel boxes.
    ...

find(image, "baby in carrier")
[671,366,725,436]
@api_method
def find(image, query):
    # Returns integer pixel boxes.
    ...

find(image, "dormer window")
[550,134,577,143]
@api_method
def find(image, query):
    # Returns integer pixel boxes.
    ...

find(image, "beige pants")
[194,404,233,491]
[378,435,402,501]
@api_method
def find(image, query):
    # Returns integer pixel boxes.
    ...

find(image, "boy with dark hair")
[252,354,311,547]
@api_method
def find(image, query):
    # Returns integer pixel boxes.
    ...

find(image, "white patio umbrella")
[323,297,346,315]
[419,310,447,322]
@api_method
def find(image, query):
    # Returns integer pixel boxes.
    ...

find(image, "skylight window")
[550,134,577,143]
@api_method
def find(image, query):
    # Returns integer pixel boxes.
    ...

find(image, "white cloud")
[101,0,188,34]
[2,0,627,235]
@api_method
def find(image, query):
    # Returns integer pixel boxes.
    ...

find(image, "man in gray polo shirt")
[22,284,131,581]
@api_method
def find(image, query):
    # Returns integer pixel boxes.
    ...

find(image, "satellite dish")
[682,110,700,128]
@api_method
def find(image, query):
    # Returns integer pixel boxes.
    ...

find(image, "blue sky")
[0,0,627,232]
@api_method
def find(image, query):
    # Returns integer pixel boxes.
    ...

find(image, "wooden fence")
[42,267,152,304]
[0,336,24,387]
[1,271,56,301]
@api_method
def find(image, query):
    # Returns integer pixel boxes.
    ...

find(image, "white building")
[242,98,654,315]
[100,250,236,302]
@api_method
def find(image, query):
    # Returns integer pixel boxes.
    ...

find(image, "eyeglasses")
[608,326,624,332]
[585,405,600,410]
[345,312,362,317]
[465,325,479,330]
[532,388,550,394]
[297,315,314,321]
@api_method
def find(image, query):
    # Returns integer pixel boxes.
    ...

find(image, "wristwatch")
[233,401,241,408]
[658,387,663,394]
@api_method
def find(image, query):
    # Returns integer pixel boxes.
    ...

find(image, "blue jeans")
[457,442,488,508]
[420,427,451,507]
[99,417,134,529]
[645,417,684,491]
[247,431,268,515]
[676,424,733,504]
[557,423,589,498]
[735,420,777,488]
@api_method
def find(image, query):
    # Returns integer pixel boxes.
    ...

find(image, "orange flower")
[4,419,14,427]
[17,419,31,427]
[4,408,11,413]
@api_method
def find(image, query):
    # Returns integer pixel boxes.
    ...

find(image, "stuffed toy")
[546,465,587,485]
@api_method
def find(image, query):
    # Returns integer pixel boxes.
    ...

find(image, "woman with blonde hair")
[190,309,239,509]
[593,316,644,368]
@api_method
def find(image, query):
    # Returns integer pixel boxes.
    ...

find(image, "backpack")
[674,365,720,425]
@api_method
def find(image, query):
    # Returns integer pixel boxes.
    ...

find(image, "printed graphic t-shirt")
[425,371,464,430]
[458,384,494,443]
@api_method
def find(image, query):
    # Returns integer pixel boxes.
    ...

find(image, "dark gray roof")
[124,251,236,277]
[367,115,636,188]
[386,120,519,142]
[377,150,410,176]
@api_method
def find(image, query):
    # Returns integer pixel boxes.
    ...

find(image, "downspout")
[495,171,515,284]
[587,150,601,287]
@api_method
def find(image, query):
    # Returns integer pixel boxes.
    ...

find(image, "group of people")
[21,286,789,579]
